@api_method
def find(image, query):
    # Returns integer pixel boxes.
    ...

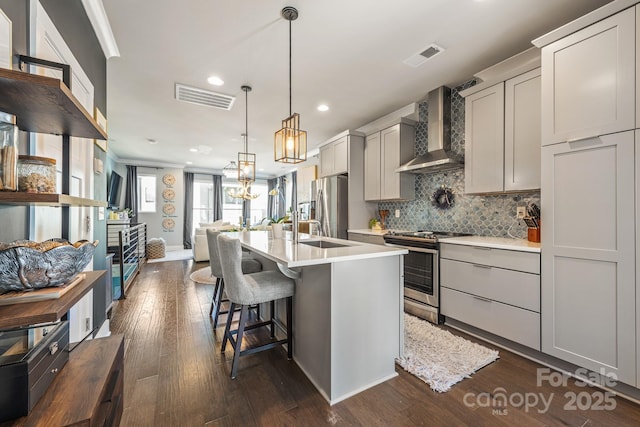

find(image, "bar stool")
[217,234,295,379]
[206,229,262,329]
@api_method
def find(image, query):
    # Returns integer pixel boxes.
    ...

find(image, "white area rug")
[189,267,216,284]
[397,313,499,393]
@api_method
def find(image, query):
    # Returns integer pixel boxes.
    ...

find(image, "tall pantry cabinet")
[534,4,638,386]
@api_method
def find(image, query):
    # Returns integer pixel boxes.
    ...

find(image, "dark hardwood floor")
[109,258,640,426]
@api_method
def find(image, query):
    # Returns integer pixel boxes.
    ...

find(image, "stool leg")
[209,277,221,316]
[212,279,225,329]
[286,296,293,360]
[231,305,249,379]
[221,302,235,352]
[270,300,275,338]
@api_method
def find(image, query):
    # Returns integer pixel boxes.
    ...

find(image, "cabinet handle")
[473,296,492,303]
[51,368,59,374]
[567,135,598,144]
[472,264,491,269]
[472,247,491,251]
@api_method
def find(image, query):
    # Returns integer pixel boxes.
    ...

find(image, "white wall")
[136,167,184,250]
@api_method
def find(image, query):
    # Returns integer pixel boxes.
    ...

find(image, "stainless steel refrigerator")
[313,175,348,239]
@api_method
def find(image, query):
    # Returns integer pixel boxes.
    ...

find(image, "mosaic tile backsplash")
[379,81,540,239]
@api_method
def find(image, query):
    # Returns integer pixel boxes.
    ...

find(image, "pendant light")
[223,160,238,178]
[274,6,307,164]
[238,85,256,183]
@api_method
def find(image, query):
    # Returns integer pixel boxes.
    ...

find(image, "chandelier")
[274,6,307,164]
[227,182,260,200]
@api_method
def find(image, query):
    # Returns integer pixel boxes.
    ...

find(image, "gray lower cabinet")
[440,243,541,350]
[541,130,636,386]
[348,232,385,245]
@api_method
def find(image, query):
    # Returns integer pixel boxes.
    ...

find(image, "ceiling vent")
[175,83,235,110]
[403,44,445,67]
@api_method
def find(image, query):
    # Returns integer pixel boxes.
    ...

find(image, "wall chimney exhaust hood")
[396,86,463,174]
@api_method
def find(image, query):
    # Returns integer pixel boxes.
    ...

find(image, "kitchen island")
[232,231,407,405]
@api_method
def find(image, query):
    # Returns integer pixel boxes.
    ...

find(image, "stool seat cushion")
[241,271,295,306]
[241,258,262,275]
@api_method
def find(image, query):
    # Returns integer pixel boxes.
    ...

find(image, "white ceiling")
[103,0,612,178]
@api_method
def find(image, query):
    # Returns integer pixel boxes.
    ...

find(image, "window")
[193,177,214,232]
[221,180,269,226]
[137,174,156,213]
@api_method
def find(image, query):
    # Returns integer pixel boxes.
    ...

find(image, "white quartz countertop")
[231,230,407,268]
[438,235,541,253]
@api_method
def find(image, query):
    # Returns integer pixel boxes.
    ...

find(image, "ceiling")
[103,0,612,178]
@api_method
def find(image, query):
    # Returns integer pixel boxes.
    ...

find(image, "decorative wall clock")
[162,218,175,230]
[162,204,176,215]
[162,188,175,201]
[162,173,176,186]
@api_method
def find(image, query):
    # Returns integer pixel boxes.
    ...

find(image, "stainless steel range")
[383,230,471,324]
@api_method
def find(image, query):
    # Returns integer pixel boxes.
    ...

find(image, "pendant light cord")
[289,17,292,117]
[245,87,248,153]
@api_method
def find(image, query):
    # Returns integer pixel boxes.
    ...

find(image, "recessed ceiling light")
[186,161,193,165]
[258,168,265,172]
[207,75,224,86]
[147,138,158,144]
[317,104,329,112]
[189,148,198,152]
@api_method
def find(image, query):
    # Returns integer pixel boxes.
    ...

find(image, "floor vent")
[403,44,445,67]
[175,83,235,110]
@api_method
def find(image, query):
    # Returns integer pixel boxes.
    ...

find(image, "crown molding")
[81,0,120,59]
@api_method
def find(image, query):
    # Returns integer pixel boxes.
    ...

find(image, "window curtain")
[267,178,277,220]
[183,172,194,249]
[242,189,251,226]
[212,174,223,221]
[124,165,137,223]
[276,176,286,220]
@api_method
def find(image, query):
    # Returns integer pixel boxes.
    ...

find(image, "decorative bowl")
[0,239,98,294]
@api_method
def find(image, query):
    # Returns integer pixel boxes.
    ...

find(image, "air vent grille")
[403,44,445,67]
[175,83,235,110]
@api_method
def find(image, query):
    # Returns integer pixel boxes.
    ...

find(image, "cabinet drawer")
[441,259,539,312]
[441,287,540,350]
[440,243,539,274]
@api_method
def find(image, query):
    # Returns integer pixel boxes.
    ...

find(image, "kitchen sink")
[298,240,350,249]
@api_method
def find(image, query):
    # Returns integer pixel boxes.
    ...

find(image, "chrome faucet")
[307,219,322,237]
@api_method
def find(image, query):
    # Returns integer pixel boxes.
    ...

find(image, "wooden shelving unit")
[0,334,124,427]
[0,270,105,330]
[0,68,107,140]
[0,192,107,207]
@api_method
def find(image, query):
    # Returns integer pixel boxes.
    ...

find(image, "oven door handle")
[384,242,438,254]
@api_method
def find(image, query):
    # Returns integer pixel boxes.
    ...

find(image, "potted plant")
[369,218,382,230]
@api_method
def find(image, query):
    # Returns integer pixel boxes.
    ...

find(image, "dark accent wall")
[0,1,26,55]
[0,1,108,260]
[40,0,107,113]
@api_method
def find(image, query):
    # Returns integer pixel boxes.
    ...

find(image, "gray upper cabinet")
[464,68,541,194]
[541,7,635,146]
[364,131,381,201]
[504,68,541,191]
[319,136,348,177]
[464,83,505,194]
[364,123,415,201]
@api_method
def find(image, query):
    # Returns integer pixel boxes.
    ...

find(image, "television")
[107,171,123,209]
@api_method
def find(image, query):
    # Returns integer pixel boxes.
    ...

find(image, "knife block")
[527,226,540,243]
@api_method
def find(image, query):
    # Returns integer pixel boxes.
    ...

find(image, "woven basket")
[146,238,166,259]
